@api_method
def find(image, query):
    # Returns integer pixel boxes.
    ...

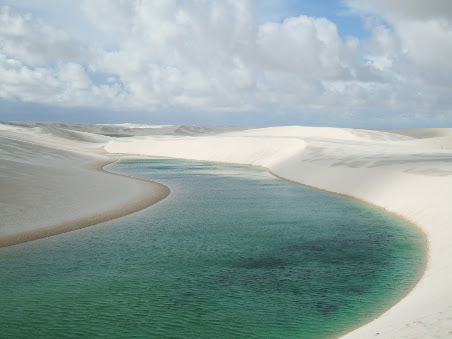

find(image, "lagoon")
[0,158,425,338]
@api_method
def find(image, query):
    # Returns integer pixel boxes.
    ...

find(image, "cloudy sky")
[0,0,451,127]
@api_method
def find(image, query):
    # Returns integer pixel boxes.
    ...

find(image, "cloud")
[346,0,452,21]
[343,0,452,124]
[82,0,371,112]
[257,16,349,78]
[0,0,451,126]
[0,54,123,107]
[346,0,452,75]
[0,6,82,65]
[0,6,126,107]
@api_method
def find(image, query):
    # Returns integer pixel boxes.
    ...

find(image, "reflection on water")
[0,158,425,338]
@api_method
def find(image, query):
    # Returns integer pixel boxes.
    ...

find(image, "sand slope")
[0,123,170,247]
[105,126,452,338]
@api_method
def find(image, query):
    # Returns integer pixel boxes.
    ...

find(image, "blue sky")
[256,0,369,38]
[0,0,451,127]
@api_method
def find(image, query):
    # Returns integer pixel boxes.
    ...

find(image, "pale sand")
[0,124,170,248]
[105,126,452,338]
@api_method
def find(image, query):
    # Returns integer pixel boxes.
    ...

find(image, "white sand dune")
[99,123,171,129]
[223,125,414,143]
[388,128,452,139]
[105,126,452,338]
[0,123,169,247]
[1,122,451,337]
[2,121,250,137]
[395,136,452,150]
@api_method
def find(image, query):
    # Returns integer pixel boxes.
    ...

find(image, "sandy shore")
[0,124,170,247]
[105,126,452,338]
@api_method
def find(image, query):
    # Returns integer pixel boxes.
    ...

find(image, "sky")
[0,0,451,127]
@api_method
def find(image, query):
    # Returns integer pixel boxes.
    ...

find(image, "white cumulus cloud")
[0,0,451,126]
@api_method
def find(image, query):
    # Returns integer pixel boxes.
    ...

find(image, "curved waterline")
[266,169,428,337]
[0,158,426,338]
[0,158,170,248]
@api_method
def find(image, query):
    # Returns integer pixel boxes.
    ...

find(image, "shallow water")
[0,158,425,338]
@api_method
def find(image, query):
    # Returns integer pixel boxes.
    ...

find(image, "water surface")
[0,158,425,338]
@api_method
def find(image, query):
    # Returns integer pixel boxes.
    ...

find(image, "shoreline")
[115,154,428,337]
[266,169,429,337]
[0,152,429,336]
[0,158,170,248]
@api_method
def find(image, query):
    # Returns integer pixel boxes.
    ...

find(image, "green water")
[0,158,425,338]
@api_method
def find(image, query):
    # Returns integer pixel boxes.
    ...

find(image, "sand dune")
[395,136,452,150]
[99,123,171,129]
[388,128,452,139]
[0,123,169,247]
[34,125,111,143]
[1,122,451,337]
[223,125,414,143]
[2,121,249,137]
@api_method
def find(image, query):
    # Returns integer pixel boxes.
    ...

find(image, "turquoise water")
[0,158,425,338]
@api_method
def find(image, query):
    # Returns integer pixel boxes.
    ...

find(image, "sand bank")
[0,125,170,248]
[105,126,452,338]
